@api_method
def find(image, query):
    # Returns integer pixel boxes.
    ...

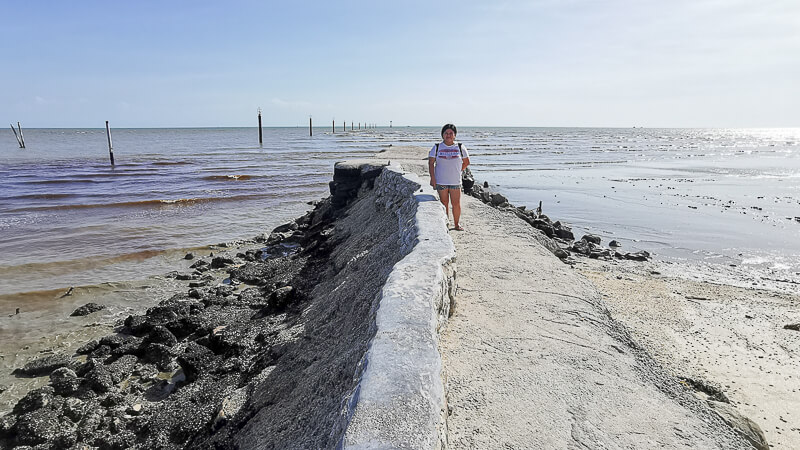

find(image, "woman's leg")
[450,188,462,229]
[438,188,451,222]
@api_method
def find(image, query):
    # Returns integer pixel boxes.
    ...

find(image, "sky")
[2,0,799,128]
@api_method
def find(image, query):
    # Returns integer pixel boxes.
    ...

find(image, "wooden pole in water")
[10,124,23,148]
[257,108,263,145]
[17,122,25,148]
[342,121,345,132]
[332,119,335,134]
[309,116,312,136]
[105,121,115,166]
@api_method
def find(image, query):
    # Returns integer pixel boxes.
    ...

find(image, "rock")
[188,288,202,299]
[70,302,106,317]
[144,325,179,347]
[609,240,621,247]
[184,252,195,260]
[210,256,235,269]
[62,397,85,422]
[571,240,592,256]
[127,403,144,416]
[50,367,81,396]
[532,219,555,238]
[75,339,100,355]
[784,323,800,331]
[706,400,769,450]
[87,344,112,361]
[13,407,62,446]
[18,354,76,377]
[553,221,574,240]
[268,286,295,310]
[13,386,56,415]
[177,342,217,383]
[107,354,139,384]
[483,181,489,188]
[144,343,176,372]
[83,360,115,393]
[581,234,602,245]
[489,193,508,207]
[624,250,651,261]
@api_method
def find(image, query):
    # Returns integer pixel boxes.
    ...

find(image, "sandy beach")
[577,257,800,449]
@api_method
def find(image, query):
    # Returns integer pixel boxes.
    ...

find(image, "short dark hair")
[441,123,457,137]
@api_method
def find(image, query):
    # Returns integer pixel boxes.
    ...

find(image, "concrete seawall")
[334,161,455,448]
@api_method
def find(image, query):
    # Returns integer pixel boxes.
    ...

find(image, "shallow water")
[1,126,798,298]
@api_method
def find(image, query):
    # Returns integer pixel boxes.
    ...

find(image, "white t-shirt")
[429,142,469,185]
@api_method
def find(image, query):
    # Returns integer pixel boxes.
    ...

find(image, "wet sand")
[577,257,800,449]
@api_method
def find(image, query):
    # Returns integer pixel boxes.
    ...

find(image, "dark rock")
[18,354,76,377]
[75,339,100,355]
[188,288,202,299]
[177,342,217,383]
[50,367,81,396]
[143,343,176,372]
[190,259,209,269]
[87,344,112,361]
[272,221,299,234]
[624,250,651,261]
[111,336,145,357]
[609,240,621,247]
[268,286,295,310]
[107,354,138,384]
[176,273,197,281]
[783,323,800,331]
[184,252,195,260]
[100,333,139,350]
[101,393,126,407]
[483,181,489,188]
[124,314,152,335]
[215,285,235,297]
[13,386,56,415]
[489,193,508,207]
[189,280,209,288]
[553,221,575,240]
[581,234,602,245]
[62,397,85,422]
[532,219,555,238]
[83,360,115,393]
[571,240,592,256]
[229,262,276,284]
[210,256,235,269]
[13,407,62,446]
[70,302,106,317]
[144,325,179,347]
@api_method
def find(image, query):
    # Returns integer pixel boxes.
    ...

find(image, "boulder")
[50,367,81,396]
[581,234,602,245]
[268,286,295,310]
[70,302,106,317]
[624,250,651,261]
[13,386,56,415]
[18,354,76,377]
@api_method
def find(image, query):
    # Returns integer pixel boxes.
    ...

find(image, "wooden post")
[10,124,23,148]
[351,122,353,131]
[105,121,115,166]
[358,122,361,130]
[332,119,335,134]
[309,116,312,136]
[17,122,25,148]
[257,108,263,145]
[342,121,345,132]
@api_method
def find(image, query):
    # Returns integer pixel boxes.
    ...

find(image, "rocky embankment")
[462,168,651,263]
[0,162,435,449]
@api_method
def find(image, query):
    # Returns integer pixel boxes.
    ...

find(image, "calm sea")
[1,127,799,299]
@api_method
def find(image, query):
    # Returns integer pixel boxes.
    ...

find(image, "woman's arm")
[428,157,436,187]
[461,157,470,171]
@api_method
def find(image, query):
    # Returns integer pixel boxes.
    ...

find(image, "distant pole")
[257,108,263,145]
[10,124,23,148]
[390,121,392,128]
[105,120,115,166]
[17,122,25,148]
[332,119,335,134]
[342,121,345,132]
[351,122,353,131]
[309,116,312,136]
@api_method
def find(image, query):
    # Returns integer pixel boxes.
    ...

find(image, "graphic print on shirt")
[436,146,461,159]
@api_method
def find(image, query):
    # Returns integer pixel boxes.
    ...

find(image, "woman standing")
[428,123,470,231]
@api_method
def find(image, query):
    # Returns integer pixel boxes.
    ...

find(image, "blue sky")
[3,0,799,128]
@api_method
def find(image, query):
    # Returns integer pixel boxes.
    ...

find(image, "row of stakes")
[11,111,391,166]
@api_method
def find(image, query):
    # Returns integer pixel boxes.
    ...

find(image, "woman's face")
[442,129,456,145]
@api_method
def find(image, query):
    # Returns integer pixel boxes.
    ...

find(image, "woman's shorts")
[435,184,461,191]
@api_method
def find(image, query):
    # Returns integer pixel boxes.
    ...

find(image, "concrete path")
[439,194,751,449]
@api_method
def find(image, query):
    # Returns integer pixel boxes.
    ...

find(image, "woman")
[428,123,470,231]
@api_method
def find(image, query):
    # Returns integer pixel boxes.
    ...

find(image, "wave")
[202,175,253,181]
[7,193,279,212]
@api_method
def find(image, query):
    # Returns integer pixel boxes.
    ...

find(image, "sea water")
[1,126,798,299]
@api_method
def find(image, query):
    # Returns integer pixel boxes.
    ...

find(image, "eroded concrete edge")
[342,165,456,449]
